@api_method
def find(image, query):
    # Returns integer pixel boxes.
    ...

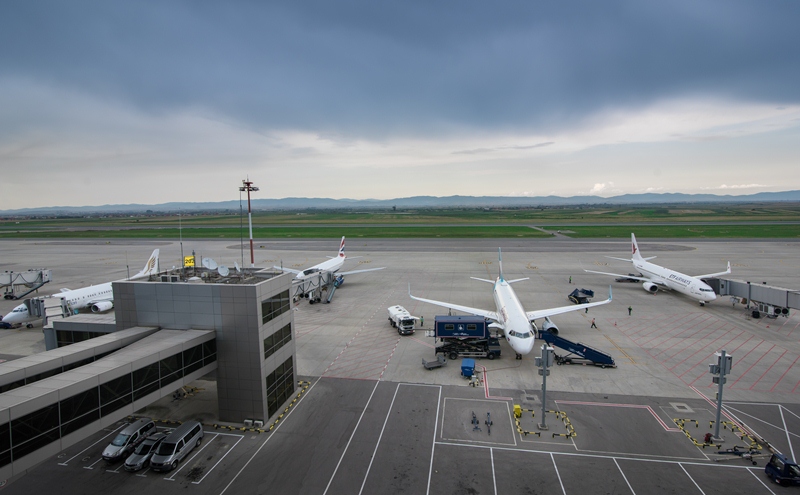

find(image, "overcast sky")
[2,1,799,208]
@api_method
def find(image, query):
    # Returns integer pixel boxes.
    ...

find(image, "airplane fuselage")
[634,259,717,303]
[295,255,345,281]
[2,283,114,325]
[492,278,536,356]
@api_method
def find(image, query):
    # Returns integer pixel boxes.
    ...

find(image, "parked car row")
[102,418,204,472]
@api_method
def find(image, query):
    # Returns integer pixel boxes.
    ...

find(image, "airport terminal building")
[0,269,295,480]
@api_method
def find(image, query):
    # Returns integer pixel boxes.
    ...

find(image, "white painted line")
[164,433,218,481]
[192,434,244,484]
[490,448,497,495]
[434,440,761,469]
[613,458,636,495]
[59,423,126,465]
[358,382,400,494]
[322,380,381,495]
[550,452,567,495]
[679,462,706,494]
[749,467,778,495]
[779,405,796,461]
[83,457,105,470]
[425,386,442,495]
[218,378,320,495]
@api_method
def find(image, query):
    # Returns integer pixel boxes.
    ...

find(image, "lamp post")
[239,178,259,268]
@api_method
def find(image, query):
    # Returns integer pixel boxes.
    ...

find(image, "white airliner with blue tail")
[410,248,612,358]
[584,233,730,305]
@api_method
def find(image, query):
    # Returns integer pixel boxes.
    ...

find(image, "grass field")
[547,224,800,238]
[0,226,553,239]
[1,204,798,238]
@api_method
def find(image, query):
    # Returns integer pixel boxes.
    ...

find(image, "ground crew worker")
[420,315,424,327]
[590,318,597,328]
[569,276,572,284]
[628,306,632,316]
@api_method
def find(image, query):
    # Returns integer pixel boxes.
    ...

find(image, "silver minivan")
[102,418,157,462]
[149,421,204,472]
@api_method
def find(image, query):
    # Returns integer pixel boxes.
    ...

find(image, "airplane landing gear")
[515,353,522,360]
[699,302,705,307]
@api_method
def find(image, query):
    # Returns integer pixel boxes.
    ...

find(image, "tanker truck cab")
[388,305,417,335]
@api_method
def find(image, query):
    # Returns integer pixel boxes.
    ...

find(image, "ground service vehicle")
[150,421,204,472]
[766,453,800,486]
[124,432,167,472]
[434,316,500,360]
[102,418,156,462]
[388,305,417,335]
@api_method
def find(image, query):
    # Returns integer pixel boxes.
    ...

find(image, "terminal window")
[263,323,292,360]
[266,357,295,417]
[261,290,291,325]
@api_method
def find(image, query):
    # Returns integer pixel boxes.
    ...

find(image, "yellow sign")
[183,255,195,267]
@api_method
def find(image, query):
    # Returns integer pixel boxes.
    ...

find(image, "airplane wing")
[409,286,498,322]
[605,255,657,262]
[273,266,302,275]
[526,287,613,321]
[694,262,731,279]
[337,267,386,276]
[60,288,71,292]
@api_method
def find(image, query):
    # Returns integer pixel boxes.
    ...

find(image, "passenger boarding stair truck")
[388,305,418,335]
[537,327,616,368]
[433,315,501,360]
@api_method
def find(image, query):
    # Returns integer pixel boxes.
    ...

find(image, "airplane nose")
[520,338,536,356]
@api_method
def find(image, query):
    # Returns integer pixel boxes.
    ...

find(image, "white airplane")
[584,233,730,306]
[1,249,160,327]
[273,237,385,301]
[409,248,612,358]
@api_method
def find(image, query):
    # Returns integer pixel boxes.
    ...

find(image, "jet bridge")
[1,269,52,300]
[707,278,799,318]
[293,271,344,304]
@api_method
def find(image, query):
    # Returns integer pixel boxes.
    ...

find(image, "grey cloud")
[452,141,554,155]
[2,0,799,140]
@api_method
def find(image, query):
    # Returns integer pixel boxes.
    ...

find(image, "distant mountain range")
[3,191,800,216]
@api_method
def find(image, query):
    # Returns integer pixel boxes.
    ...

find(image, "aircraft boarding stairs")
[537,330,616,368]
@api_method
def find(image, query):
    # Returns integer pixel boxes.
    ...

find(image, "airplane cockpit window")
[508,330,533,339]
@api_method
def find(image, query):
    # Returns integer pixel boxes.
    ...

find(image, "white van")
[102,418,157,462]
[149,420,204,472]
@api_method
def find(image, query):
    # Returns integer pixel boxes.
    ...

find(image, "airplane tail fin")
[130,249,159,280]
[631,233,644,261]
[338,236,346,258]
[498,248,504,281]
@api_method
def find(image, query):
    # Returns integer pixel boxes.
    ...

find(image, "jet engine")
[542,316,559,335]
[642,282,658,294]
[91,301,114,313]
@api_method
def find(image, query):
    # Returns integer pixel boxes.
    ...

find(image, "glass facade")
[261,290,290,325]
[56,330,105,348]
[0,341,216,468]
[266,357,295,418]
[0,351,114,394]
[263,323,292,360]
